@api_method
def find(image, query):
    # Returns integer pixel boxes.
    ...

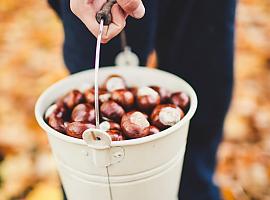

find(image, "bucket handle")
[82,129,125,167]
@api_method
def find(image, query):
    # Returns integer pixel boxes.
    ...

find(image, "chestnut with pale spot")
[171,92,190,111]
[71,103,95,124]
[45,104,68,121]
[57,89,84,109]
[147,126,160,135]
[106,129,125,141]
[136,86,161,113]
[66,122,95,139]
[103,75,126,92]
[150,86,171,103]
[45,104,58,120]
[121,111,152,139]
[100,121,121,131]
[111,89,135,109]
[84,88,110,105]
[100,100,125,122]
[151,104,184,130]
[47,113,66,133]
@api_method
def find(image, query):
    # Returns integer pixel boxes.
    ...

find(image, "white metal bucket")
[35,66,197,200]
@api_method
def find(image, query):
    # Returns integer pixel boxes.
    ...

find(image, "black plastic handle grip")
[96,0,117,25]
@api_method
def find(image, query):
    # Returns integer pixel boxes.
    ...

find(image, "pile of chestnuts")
[45,75,190,141]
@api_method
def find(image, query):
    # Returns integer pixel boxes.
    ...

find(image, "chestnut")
[84,88,110,104]
[99,121,121,131]
[100,100,125,122]
[99,93,112,103]
[57,89,84,109]
[45,73,191,141]
[171,92,190,110]
[71,103,95,124]
[136,87,161,112]
[103,75,126,92]
[150,86,171,103]
[151,104,184,130]
[128,87,138,97]
[121,111,151,139]
[84,88,99,104]
[45,104,68,120]
[106,129,124,141]
[147,126,160,135]
[111,89,135,109]
[66,122,95,139]
[47,113,66,133]
[45,104,58,120]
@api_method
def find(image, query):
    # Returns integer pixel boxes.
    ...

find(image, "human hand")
[70,0,145,43]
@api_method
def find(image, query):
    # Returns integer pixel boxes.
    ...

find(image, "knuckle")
[101,36,110,44]
[119,0,140,13]
[121,20,126,29]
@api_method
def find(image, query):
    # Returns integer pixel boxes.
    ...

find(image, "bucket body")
[35,66,197,200]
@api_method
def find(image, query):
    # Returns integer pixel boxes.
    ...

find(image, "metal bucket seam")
[57,152,183,186]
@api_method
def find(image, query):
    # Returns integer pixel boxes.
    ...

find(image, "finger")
[101,4,127,43]
[72,0,106,38]
[81,15,100,38]
[116,0,145,19]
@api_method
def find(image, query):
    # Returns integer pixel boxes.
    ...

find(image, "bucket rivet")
[113,151,123,158]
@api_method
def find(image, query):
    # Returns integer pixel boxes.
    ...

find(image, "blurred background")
[0,0,270,199]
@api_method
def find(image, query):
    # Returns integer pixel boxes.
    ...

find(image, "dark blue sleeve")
[48,0,61,17]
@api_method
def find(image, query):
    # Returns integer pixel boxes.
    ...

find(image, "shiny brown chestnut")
[57,89,84,109]
[71,103,95,124]
[151,104,184,130]
[106,129,124,141]
[111,89,135,109]
[99,121,121,131]
[103,75,126,92]
[171,92,190,110]
[100,100,125,122]
[47,113,66,133]
[45,104,68,121]
[84,88,110,104]
[150,86,171,103]
[121,111,151,139]
[66,122,95,139]
[136,87,161,112]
